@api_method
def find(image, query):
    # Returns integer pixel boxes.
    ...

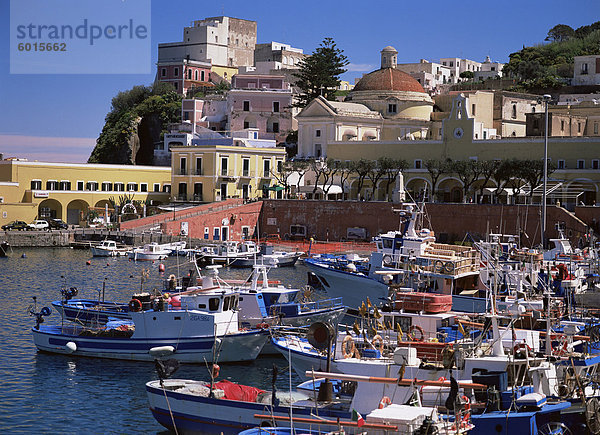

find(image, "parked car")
[29,220,50,230]
[48,218,68,230]
[2,220,30,231]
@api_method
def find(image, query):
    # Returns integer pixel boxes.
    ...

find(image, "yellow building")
[170,130,286,203]
[327,94,600,207]
[0,160,171,226]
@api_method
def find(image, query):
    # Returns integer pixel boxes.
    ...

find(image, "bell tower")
[380,46,398,69]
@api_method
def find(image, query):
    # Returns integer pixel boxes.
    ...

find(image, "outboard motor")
[29,297,52,330]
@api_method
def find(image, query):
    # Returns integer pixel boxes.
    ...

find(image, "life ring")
[554,335,569,356]
[513,342,532,358]
[434,259,445,272]
[211,363,220,378]
[437,376,446,382]
[372,334,384,353]
[461,395,471,422]
[443,262,455,273]
[255,323,270,330]
[378,396,392,409]
[342,335,356,359]
[382,255,393,266]
[409,325,425,342]
[129,298,142,312]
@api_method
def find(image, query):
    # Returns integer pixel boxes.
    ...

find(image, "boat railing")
[387,252,480,275]
[298,297,343,311]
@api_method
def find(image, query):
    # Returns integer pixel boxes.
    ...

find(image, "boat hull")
[146,380,349,435]
[229,253,302,268]
[304,260,389,308]
[32,325,268,363]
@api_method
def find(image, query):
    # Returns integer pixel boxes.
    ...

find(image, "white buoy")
[65,342,77,353]
[149,345,175,357]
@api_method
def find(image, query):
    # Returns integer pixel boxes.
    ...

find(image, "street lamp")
[540,94,552,250]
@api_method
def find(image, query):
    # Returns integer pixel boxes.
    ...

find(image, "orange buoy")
[158,263,165,272]
[86,260,91,265]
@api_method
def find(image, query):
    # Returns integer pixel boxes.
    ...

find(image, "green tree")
[293,38,349,108]
[382,158,409,201]
[353,159,376,200]
[424,159,451,202]
[477,160,500,201]
[545,24,575,42]
[451,160,482,203]
[459,71,474,80]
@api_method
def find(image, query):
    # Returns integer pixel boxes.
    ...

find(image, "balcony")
[240,169,253,177]
[195,168,203,175]
[193,194,203,202]
[179,168,187,175]
[176,193,187,201]
[219,169,238,181]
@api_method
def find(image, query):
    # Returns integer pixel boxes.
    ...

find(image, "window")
[187,69,192,79]
[243,121,249,129]
[592,160,599,170]
[201,70,205,81]
[127,183,138,192]
[194,70,198,80]
[561,120,565,131]
[450,61,454,67]
[86,181,98,191]
[183,111,190,121]
[77,181,84,191]
[204,227,209,239]
[263,159,270,177]
[31,180,42,190]
[193,183,203,201]
[581,63,588,75]
[196,157,202,175]
[557,159,565,169]
[277,160,283,173]
[140,183,147,192]
[174,67,179,77]
[273,101,279,112]
[272,122,279,133]
[163,184,171,193]
[595,123,599,135]
[174,82,178,91]
[153,183,160,192]
[315,129,321,137]
[471,104,476,116]
[388,103,397,114]
[209,297,220,311]
[101,182,112,191]
[221,157,228,176]
[511,104,517,119]
[314,144,322,158]
[243,101,250,111]
[180,157,187,175]
[415,159,422,169]
[161,68,166,77]
[242,158,250,176]
[578,123,581,133]
[178,182,187,200]
[46,180,58,190]
[578,160,585,169]
[114,182,124,192]
[213,227,220,240]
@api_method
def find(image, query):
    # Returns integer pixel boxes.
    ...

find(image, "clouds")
[0,134,96,163]
[346,63,376,72]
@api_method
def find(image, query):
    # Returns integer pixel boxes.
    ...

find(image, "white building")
[158,16,257,68]
[474,56,504,80]
[396,59,452,92]
[440,57,482,83]
[572,55,600,86]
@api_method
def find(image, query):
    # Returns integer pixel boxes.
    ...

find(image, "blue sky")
[0,0,597,163]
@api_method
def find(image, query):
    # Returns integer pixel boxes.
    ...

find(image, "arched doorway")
[66,199,89,225]
[404,177,431,203]
[38,199,62,220]
[438,177,463,203]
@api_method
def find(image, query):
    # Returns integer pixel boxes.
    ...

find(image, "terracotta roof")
[353,68,426,93]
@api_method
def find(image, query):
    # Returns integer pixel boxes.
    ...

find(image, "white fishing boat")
[128,242,172,261]
[90,240,130,257]
[31,281,269,363]
[196,241,260,265]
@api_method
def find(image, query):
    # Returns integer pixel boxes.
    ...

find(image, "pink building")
[227,74,294,143]
[156,59,212,95]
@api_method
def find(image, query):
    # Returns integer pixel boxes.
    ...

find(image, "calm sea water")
[0,248,307,434]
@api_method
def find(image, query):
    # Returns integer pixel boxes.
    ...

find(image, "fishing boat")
[228,244,303,268]
[31,282,269,363]
[90,240,130,257]
[0,241,11,257]
[128,242,172,261]
[196,241,260,265]
[304,204,481,311]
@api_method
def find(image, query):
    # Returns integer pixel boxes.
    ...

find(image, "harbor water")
[0,248,307,434]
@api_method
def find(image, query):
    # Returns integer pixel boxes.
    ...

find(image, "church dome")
[353,67,426,94]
